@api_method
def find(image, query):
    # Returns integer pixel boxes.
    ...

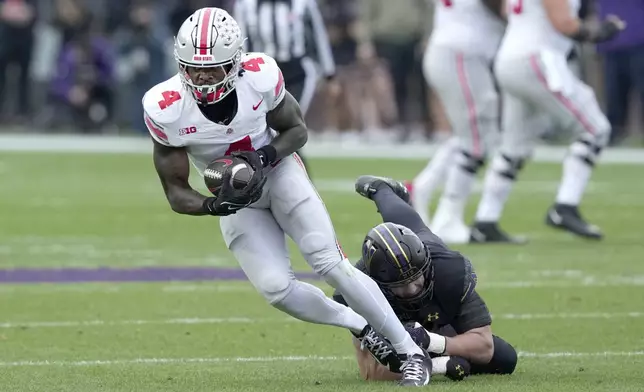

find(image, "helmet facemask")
[386,253,434,312]
[176,48,242,105]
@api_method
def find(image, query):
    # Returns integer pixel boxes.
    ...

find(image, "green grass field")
[0,151,643,391]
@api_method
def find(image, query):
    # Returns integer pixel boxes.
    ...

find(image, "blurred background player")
[234,0,336,175]
[469,0,625,243]
[336,175,517,381]
[410,0,506,243]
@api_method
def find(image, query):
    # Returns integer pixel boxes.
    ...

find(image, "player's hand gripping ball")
[204,156,254,197]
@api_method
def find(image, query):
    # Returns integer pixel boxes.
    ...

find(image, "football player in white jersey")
[469,0,624,242]
[410,0,506,244]
[142,8,432,386]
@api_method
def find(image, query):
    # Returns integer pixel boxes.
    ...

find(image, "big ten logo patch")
[179,126,197,136]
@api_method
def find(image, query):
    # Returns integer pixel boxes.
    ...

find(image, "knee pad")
[457,150,487,175]
[492,153,526,181]
[299,231,344,276]
[258,275,294,306]
[572,134,607,167]
[490,335,518,375]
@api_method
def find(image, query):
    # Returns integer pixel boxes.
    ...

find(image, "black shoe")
[545,204,603,240]
[469,222,528,244]
[398,353,432,386]
[355,325,402,372]
[445,356,471,381]
[355,175,411,204]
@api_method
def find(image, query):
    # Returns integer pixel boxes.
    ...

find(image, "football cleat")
[545,204,603,240]
[445,356,471,381]
[356,325,402,373]
[355,175,411,204]
[398,353,433,386]
[469,222,528,244]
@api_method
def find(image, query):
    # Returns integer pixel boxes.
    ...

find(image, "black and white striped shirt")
[234,0,335,78]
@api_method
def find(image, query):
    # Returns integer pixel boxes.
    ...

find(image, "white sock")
[431,356,450,375]
[475,155,516,222]
[412,137,459,224]
[323,259,423,355]
[272,280,368,334]
[556,142,594,205]
[434,162,477,225]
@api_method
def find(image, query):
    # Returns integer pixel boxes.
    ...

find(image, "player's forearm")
[265,92,309,161]
[543,0,581,37]
[166,188,209,216]
[268,125,308,160]
[445,332,494,364]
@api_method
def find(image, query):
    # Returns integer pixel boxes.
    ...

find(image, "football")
[203,156,254,197]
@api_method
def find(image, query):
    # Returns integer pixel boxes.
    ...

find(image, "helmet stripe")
[374,224,409,273]
[198,8,214,55]
[371,228,403,272]
[381,224,411,269]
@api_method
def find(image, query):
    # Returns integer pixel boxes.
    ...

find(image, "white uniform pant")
[494,50,611,159]
[219,154,345,301]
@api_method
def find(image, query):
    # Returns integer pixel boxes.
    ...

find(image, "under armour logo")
[456,364,464,376]
[427,312,439,322]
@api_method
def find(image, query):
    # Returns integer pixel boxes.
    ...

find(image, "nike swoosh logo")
[549,210,563,225]
[470,228,486,242]
[252,98,264,110]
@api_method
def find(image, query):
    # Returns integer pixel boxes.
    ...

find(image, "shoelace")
[360,330,393,361]
[400,356,426,382]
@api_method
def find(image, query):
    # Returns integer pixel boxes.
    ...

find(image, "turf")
[0,151,643,391]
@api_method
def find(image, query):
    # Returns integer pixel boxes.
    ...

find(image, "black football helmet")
[362,222,433,311]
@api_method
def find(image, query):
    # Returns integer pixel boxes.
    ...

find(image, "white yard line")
[1,276,644,295]
[495,312,644,320]
[1,311,642,329]
[0,351,642,367]
[2,134,644,164]
[0,317,294,328]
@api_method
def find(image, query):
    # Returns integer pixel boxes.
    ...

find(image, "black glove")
[231,150,271,196]
[574,17,624,43]
[203,170,266,216]
[232,145,278,169]
[232,150,264,169]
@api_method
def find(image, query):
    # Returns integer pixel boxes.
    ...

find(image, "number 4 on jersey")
[242,57,265,72]
[158,91,181,110]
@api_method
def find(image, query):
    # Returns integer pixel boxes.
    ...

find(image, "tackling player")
[469,0,625,242]
[335,176,518,381]
[143,7,432,386]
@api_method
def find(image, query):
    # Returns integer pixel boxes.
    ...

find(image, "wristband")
[257,145,277,167]
[427,332,447,354]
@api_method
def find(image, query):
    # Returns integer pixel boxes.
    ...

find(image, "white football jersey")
[430,0,505,60]
[499,0,581,58]
[142,52,286,175]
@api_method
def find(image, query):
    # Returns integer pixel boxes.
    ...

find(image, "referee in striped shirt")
[234,0,336,172]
